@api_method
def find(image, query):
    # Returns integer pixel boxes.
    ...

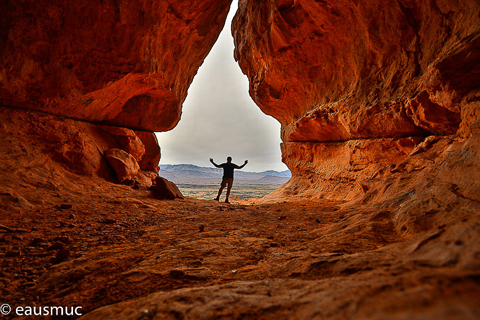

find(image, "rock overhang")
[0,0,233,133]
[232,0,479,142]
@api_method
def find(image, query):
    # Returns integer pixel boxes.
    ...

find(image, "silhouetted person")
[210,157,248,204]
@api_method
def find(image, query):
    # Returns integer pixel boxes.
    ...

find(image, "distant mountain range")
[159,164,291,185]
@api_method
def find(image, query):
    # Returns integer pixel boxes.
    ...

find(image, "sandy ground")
[1,180,479,319]
[1,184,345,314]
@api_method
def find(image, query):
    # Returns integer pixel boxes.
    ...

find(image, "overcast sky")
[156,3,288,173]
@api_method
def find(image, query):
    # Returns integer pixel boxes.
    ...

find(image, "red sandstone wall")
[0,0,232,182]
[233,0,479,138]
[1,3,479,318]
[232,0,480,201]
[0,0,232,132]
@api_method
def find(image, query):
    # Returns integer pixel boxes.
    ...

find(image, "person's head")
[227,156,232,163]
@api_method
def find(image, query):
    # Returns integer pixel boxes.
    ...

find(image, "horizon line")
[159,163,291,174]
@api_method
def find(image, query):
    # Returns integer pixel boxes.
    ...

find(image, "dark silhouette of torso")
[220,163,238,178]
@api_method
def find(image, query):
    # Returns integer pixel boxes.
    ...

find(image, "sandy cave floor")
[1,186,345,311]
[1,182,479,319]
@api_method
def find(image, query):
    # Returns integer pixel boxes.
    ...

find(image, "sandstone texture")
[151,176,185,200]
[1,186,479,319]
[0,107,159,191]
[233,0,480,201]
[105,148,141,183]
[233,0,478,138]
[135,130,162,172]
[1,0,232,132]
[99,126,146,163]
[0,0,233,186]
[1,0,480,319]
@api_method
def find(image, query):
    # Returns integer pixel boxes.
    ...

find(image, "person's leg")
[215,179,226,200]
[225,178,233,203]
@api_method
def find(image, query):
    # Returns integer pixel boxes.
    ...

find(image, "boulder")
[135,131,161,172]
[151,177,184,200]
[99,126,146,162]
[136,171,158,188]
[104,149,140,183]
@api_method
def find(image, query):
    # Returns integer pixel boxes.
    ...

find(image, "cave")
[1,0,479,319]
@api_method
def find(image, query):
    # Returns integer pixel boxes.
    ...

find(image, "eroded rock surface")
[1,0,480,319]
[151,176,184,200]
[1,187,479,319]
[0,107,161,192]
[233,0,480,201]
[105,148,140,183]
[1,0,232,132]
[0,0,233,190]
[233,0,478,137]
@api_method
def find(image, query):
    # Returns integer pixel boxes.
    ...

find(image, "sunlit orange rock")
[0,0,232,191]
[233,0,479,137]
[0,107,158,183]
[233,0,480,200]
[0,0,232,132]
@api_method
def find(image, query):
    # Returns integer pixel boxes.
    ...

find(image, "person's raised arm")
[236,160,248,169]
[210,158,222,168]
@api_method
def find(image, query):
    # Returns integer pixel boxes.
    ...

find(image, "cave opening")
[155,3,290,199]
[156,3,286,173]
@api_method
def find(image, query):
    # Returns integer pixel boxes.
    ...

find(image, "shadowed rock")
[151,176,184,200]
[105,148,140,183]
